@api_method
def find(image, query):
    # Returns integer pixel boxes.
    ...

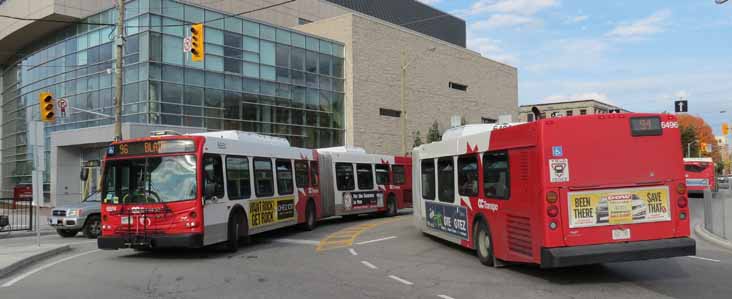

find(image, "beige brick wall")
[297,13,518,155]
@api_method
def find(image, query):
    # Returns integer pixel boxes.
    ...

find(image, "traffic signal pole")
[113,0,125,141]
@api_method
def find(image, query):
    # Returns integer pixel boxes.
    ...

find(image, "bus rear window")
[630,116,662,136]
[685,164,709,173]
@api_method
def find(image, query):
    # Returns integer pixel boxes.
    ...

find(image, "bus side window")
[421,159,435,200]
[310,161,319,187]
[336,163,355,191]
[392,165,406,185]
[357,164,374,190]
[458,155,479,197]
[254,158,274,197]
[375,164,390,185]
[483,151,510,200]
[225,156,251,200]
[276,159,294,195]
[295,160,309,188]
[437,157,455,203]
[203,154,225,199]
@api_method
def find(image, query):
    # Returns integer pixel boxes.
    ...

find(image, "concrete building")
[0,0,517,206]
[519,99,628,122]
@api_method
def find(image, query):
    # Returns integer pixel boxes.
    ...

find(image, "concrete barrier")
[704,188,732,240]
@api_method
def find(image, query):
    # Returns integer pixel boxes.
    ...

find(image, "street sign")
[57,98,68,118]
[675,100,688,113]
[183,36,192,53]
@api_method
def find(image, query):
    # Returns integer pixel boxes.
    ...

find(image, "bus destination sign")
[108,140,195,156]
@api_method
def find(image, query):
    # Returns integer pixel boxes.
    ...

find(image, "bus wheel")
[386,196,397,217]
[474,220,495,267]
[303,201,317,231]
[226,212,244,252]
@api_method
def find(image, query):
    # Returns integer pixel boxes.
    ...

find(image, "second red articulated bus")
[412,113,695,268]
[98,131,411,251]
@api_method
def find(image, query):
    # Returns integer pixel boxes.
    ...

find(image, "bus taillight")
[676,183,686,195]
[546,191,558,203]
[547,205,559,218]
[678,196,688,209]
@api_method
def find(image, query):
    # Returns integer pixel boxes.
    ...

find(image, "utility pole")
[113,0,125,141]
[400,50,407,155]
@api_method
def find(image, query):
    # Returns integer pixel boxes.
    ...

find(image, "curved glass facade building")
[0,0,345,197]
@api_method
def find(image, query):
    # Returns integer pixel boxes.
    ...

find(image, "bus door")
[202,154,229,245]
[482,150,534,262]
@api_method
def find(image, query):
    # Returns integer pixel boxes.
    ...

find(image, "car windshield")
[102,155,197,204]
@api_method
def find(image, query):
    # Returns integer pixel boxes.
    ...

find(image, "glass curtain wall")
[0,0,345,196]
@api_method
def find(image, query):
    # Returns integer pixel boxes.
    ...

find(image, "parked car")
[48,192,101,238]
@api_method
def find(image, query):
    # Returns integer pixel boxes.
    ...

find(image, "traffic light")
[700,142,707,153]
[190,23,204,62]
[39,91,56,123]
[723,123,729,135]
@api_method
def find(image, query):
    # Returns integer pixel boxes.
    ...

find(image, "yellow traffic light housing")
[191,23,204,62]
[39,91,56,123]
[723,123,729,135]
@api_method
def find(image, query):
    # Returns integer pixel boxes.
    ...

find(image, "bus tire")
[226,211,246,252]
[303,200,317,231]
[386,196,397,217]
[474,220,495,267]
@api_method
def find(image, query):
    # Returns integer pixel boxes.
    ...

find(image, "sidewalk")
[0,244,71,279]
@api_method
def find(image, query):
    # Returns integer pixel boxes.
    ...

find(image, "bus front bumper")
[540,237,696,268]
[98,233,203,250]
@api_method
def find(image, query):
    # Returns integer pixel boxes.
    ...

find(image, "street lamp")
[401,47,437,155]
[687,140,698,158]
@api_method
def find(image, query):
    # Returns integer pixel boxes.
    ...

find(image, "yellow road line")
[315,218,403,252]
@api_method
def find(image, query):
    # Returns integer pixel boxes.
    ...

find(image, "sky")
[418,0,732,135]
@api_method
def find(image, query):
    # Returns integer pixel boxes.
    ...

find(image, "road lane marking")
[316,218,403,252]
[438,295,456,299]
[361,261,378,269]
[272,238,320,245]
[356,236,397,245]
[687,256,721,262]
[349,248,358,256]
[1,249,101,288]
[388,275,413,286]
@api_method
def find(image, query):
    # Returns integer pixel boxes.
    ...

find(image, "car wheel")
[474,220,495,267]
[82,215,101,239]
[57,229,79,238]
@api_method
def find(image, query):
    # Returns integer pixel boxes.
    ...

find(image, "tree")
[677,114,720,161]
[427,121,441,143]
[413,130,423,148]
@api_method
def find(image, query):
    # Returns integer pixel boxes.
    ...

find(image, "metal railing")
[0,198,33,232]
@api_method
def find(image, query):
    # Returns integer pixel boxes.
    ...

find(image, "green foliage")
[427,121,441,143]
[680,125,698,157]
[413,130,423,147]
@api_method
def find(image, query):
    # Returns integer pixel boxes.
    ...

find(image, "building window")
[298,18,312,25]
[580,109,587,115]
[356,164,374,190]
[566,110,573,116]
[449,82,468,91]
[481,117,496,124]
[483,151,510,200]
[380,108,401,118]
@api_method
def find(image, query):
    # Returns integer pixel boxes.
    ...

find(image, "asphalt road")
[1,200,731,299]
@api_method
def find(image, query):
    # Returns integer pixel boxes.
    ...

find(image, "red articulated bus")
[683,157,717,195]
[412,113,695,268]
[97,131,410,251]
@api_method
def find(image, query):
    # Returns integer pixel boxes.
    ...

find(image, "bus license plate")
[612,228,630,240]
[121,216,133,225]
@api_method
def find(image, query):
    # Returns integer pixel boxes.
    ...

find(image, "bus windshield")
[103,155,197,204]
[684,163,709,173]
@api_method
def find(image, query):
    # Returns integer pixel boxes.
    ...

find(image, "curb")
[0,245,71,279]
[0,231,56,240]
[694,224,732,252]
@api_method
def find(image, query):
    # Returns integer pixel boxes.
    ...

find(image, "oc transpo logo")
[478,199,498,212]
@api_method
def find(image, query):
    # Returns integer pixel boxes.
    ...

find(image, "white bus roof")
[441,123,523,140]
[192,131,291,147]
[683,157,713,163]
[317,146,367,154]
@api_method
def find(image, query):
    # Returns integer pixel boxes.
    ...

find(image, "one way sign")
[675,100,688,113]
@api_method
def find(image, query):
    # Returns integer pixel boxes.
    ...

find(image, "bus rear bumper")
[540,237,696,268]
[98,233,203,250]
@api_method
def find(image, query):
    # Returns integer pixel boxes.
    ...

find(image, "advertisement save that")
[425,201,468,239]
[568,186,670,228]
[249,197,295,227]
